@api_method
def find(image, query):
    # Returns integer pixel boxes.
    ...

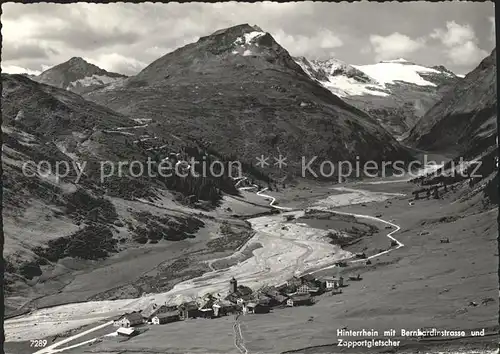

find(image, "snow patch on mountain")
[322,76,389,97]
[296,56,458,100]
[353,62,441,87]
[295,57,389,98]
[234,31,265,46]
[295,56,461,137]
[230,31,266,57]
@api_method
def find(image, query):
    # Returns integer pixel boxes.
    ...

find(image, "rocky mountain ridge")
[406,48,497,155]
[2,74,253,315]
[406,48,497,209]
[32,57,128,94]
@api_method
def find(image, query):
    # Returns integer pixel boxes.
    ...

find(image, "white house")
[321,276,343,290]
[113,312,144,328]
[151,311,180,325]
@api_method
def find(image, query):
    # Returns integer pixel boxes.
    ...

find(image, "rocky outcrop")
[33,57,127,94]
[406,49,496,154]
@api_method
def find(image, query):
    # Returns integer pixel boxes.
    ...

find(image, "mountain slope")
[33,57,128,94]
[406,49,497,155]
[405,48,497,210]
[2,74,252,315]
[85,24,412,174]
[296,57,461,137]
[2,73,242,208]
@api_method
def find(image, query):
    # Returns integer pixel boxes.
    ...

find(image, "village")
[111,270,358,338]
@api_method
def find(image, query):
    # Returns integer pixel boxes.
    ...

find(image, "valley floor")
[236,182,498,353]
[4,177,499,354]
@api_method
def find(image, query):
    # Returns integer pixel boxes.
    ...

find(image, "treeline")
[147,144,240,206]
[194,141,272,183]
[137,136,276,207]
[89,138,243,207]
[130,211,205,244]
[413,148,497,188]
[103,141,242,207]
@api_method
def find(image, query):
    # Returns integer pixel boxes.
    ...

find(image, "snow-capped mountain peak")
[295,55,462,137]
[296,56,459,97]
[294,56,387,97]
[234,31,266,46]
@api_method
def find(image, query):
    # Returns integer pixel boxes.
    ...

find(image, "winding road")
[308,209,403,276]
[226,178,404,354]
[238,179,404,268]
[29,177,404,354]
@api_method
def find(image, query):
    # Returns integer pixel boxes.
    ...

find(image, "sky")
[1,2,495,76]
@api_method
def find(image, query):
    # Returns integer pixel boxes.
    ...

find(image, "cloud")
[35,25,142,52]
[0,3,494,75]
[430,21,475,47]
[85,53,147,76]
[2,41,59,61]
[445,41,489,66]
[369,32,426,61]
[273,28,343,58]
[1,64,41,75]
[6,6,143,51]
[430,21,488,67]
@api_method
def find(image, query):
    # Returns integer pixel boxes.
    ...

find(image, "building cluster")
[112,274,346,336]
